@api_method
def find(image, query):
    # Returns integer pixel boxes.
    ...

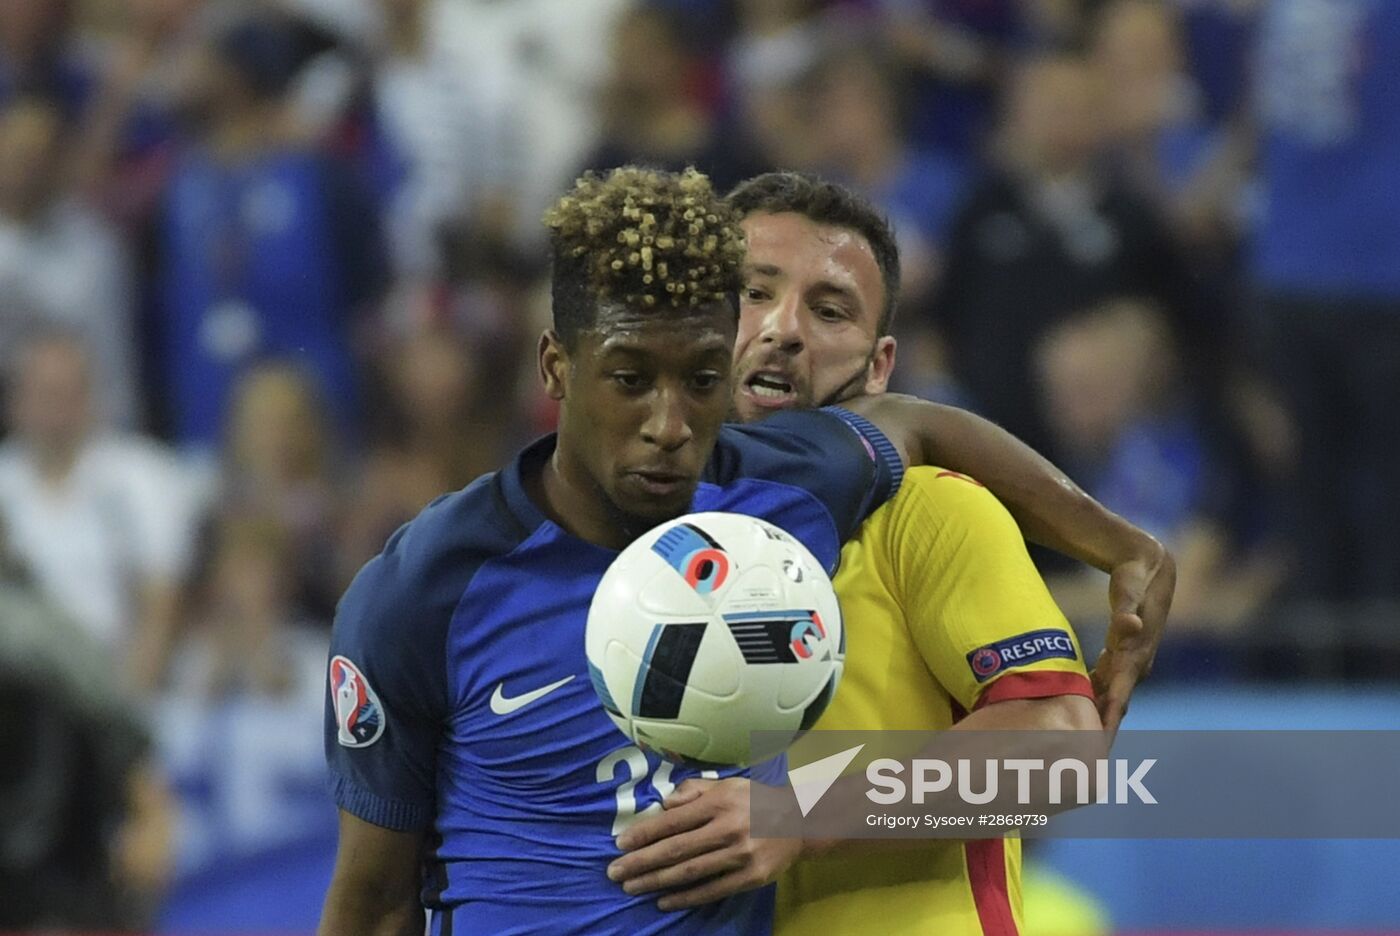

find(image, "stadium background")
[1,0,1397,932]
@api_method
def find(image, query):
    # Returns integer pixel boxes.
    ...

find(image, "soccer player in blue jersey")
[318,167,1160,935]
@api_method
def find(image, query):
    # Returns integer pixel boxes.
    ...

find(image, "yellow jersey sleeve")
[882,467,1093,713]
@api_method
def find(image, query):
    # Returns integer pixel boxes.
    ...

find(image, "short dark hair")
[727,172,902,335]
[545,166,747,347]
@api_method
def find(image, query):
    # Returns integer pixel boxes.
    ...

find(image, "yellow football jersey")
[776,467,1094,936]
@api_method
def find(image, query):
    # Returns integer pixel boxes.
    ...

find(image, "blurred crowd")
[0,0,1397,926]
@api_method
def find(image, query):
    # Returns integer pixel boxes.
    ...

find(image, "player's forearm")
[856,395,1163,573]
[319,813,428,936]
[317,885,424,936]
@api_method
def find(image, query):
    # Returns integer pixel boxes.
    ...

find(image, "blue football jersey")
[325,408,902,935]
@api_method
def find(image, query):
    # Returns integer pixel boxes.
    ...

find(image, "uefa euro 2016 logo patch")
[331,655,385,748]
[965,629,1077,682]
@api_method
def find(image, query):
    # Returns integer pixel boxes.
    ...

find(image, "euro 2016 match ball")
[585,511,844,767]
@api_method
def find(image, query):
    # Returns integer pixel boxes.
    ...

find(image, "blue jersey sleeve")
[707,407,904,541]
[326,510,457,832]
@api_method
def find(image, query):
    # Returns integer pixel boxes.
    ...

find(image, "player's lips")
[741,369,800,410]
[627,468,694,498]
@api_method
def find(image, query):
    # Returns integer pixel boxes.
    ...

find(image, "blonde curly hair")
[545,166,746,342]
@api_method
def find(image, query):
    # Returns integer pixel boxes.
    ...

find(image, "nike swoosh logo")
[490,675,576,716]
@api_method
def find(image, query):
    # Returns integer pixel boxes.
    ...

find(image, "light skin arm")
[127,578,182,694]
[608,694,1105,909]
[318,811,427,936]
[841,394,1176,740]
[112,758,176,918]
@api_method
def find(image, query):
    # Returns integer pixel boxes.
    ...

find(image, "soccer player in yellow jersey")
[609,173,1173,932]
[736,174,1099,936]
[778,465,1094,935]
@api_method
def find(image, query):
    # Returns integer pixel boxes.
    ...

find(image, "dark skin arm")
[841,394,1176,741]
[318,811,427,936]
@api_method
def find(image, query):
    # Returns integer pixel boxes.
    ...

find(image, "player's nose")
[758,290,804,354]
[639,385,693,452]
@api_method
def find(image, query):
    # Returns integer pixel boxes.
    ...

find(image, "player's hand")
[607,777,803,910]
[1094,542,1176,744]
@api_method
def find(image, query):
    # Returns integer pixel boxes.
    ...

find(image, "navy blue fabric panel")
[706,408,902,544]
[822,405,906,520]
[326,472,533,831]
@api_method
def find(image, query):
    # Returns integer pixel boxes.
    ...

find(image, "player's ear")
[539,329,569,401]
[863,336,897,395]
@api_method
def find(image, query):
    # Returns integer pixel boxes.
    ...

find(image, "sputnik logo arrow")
[790,744,865,817]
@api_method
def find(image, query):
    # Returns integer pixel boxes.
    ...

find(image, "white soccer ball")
[586,511,844,767]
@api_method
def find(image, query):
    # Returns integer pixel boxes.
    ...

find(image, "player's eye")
[813,304,848,323]
[690,370,723,392]
[611,372,649,392]
[742,286,770,303]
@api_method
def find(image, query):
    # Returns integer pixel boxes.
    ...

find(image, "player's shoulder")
[338,470,535,636]
[880,465,1019,545]
[709,407,898,483]
[895,465,1002,515]
[711,408,850,463]
[391,470,529,566]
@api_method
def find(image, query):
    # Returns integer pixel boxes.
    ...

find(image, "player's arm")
[839,393,1175,737]
[897,467,1106,743]
[954,694,1100,731]
[865,470,1107,820]
[318,812,426,936]
[320,532,454,933]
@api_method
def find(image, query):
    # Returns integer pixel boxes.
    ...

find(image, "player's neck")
[533,448,633,551]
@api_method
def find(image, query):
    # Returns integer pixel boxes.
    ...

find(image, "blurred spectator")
[0,0,94,117]
[0,332,199,691]
[433,0,633,249]
[1091,0,1246,258]
[0,515,173,931]
[220,362,343,623]
[341,330,500,574]
[876,0,1026,158]
[720,1,824,172]
[63,0,200,228]
[1035,299,1280,676]
[805,41,967,299]
[362,0,518,280]
[728,0,827,90]
[149,510,332,894]
[168,515,327,705]
[931,53,1196,455]
[1248,0,1400,605]
[154,10,384,449]
[0,95,139,426]
[583,5,764,192]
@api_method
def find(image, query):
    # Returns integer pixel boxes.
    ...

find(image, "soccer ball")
[585,511,844,767]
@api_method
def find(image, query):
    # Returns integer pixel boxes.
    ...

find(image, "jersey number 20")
[597,746,719,837]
